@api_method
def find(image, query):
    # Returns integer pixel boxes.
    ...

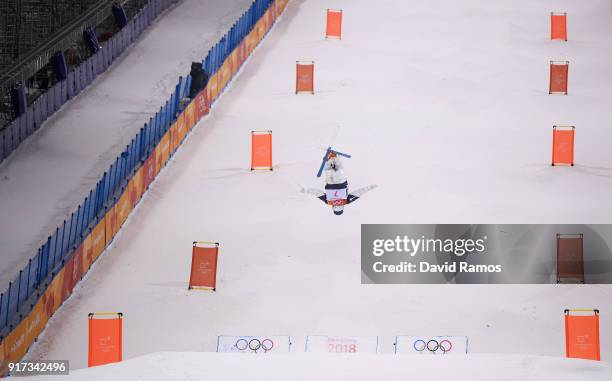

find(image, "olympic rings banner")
[394,336,469,355]
[362,224,612,284]
[216,335,293,354]
[305,336,379,354]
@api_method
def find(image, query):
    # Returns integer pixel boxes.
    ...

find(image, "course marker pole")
[564,309,600,361]
[189,242,219,291]
[549,61,569,95]
[326,9,343,39]
[551,12,567,41]
[251,130,273,170]
[88,312,123,367]
[552,125,574,166]
[296,61,315,94]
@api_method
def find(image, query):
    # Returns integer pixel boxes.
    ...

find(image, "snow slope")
[0,0,253,290]
[22,0,612,377]
[25,353,612,381]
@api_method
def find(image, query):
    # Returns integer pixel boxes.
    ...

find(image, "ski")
[301,187,325,198]
[350,184,378,198]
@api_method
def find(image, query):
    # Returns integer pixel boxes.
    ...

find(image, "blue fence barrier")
[0,0,277,337]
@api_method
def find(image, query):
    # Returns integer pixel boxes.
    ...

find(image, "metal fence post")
[5,282,12,326]
[16,271,22,312]
[26,259,32,296]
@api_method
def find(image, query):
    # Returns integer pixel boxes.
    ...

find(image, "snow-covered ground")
[0,0,253,290]
[18,0,612,378]
[25,353,612,381]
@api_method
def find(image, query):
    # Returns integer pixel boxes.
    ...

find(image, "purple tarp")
[39,93,48,122]
[10,119,20,149]
[60,80,68,104]
[46,86,55,115]
[104,46,110,71]
[67,71,75,99]
[54,83,62,111]
[18,113,26,141]
[111,35,118,60]
[85,58,93,85]
[144,5,150,27]
[33,99,42,129]
[26,108,34,135]
[0,129,5,160]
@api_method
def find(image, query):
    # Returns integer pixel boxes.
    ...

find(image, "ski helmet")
[332,205,344,215]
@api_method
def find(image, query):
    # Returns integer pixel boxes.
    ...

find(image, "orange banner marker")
[549,61,569,95]
[189,242,219,291]
[88,312,123,367]
[251,130,273,170]
[565,309,600,361]
[552,125,574,166]
[557,234,584,283]
[551,12,567,41]
[326,9,343,39]
[296,61,315,94]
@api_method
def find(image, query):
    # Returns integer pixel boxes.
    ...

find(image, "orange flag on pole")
[326,9,343,39]
[88,312,123,367]
[296,61,315,94]
[549,61,569,94]
[565,309,600,361]
[552,125,575,166]
[551,12,567,41]
[189,242,219,290]
[251,130,273,170]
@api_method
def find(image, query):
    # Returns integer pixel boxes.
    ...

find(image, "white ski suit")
[325,156,347,185]
[323,156,350,214]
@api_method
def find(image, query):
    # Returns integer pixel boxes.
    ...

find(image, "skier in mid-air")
[303,150,376,215]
